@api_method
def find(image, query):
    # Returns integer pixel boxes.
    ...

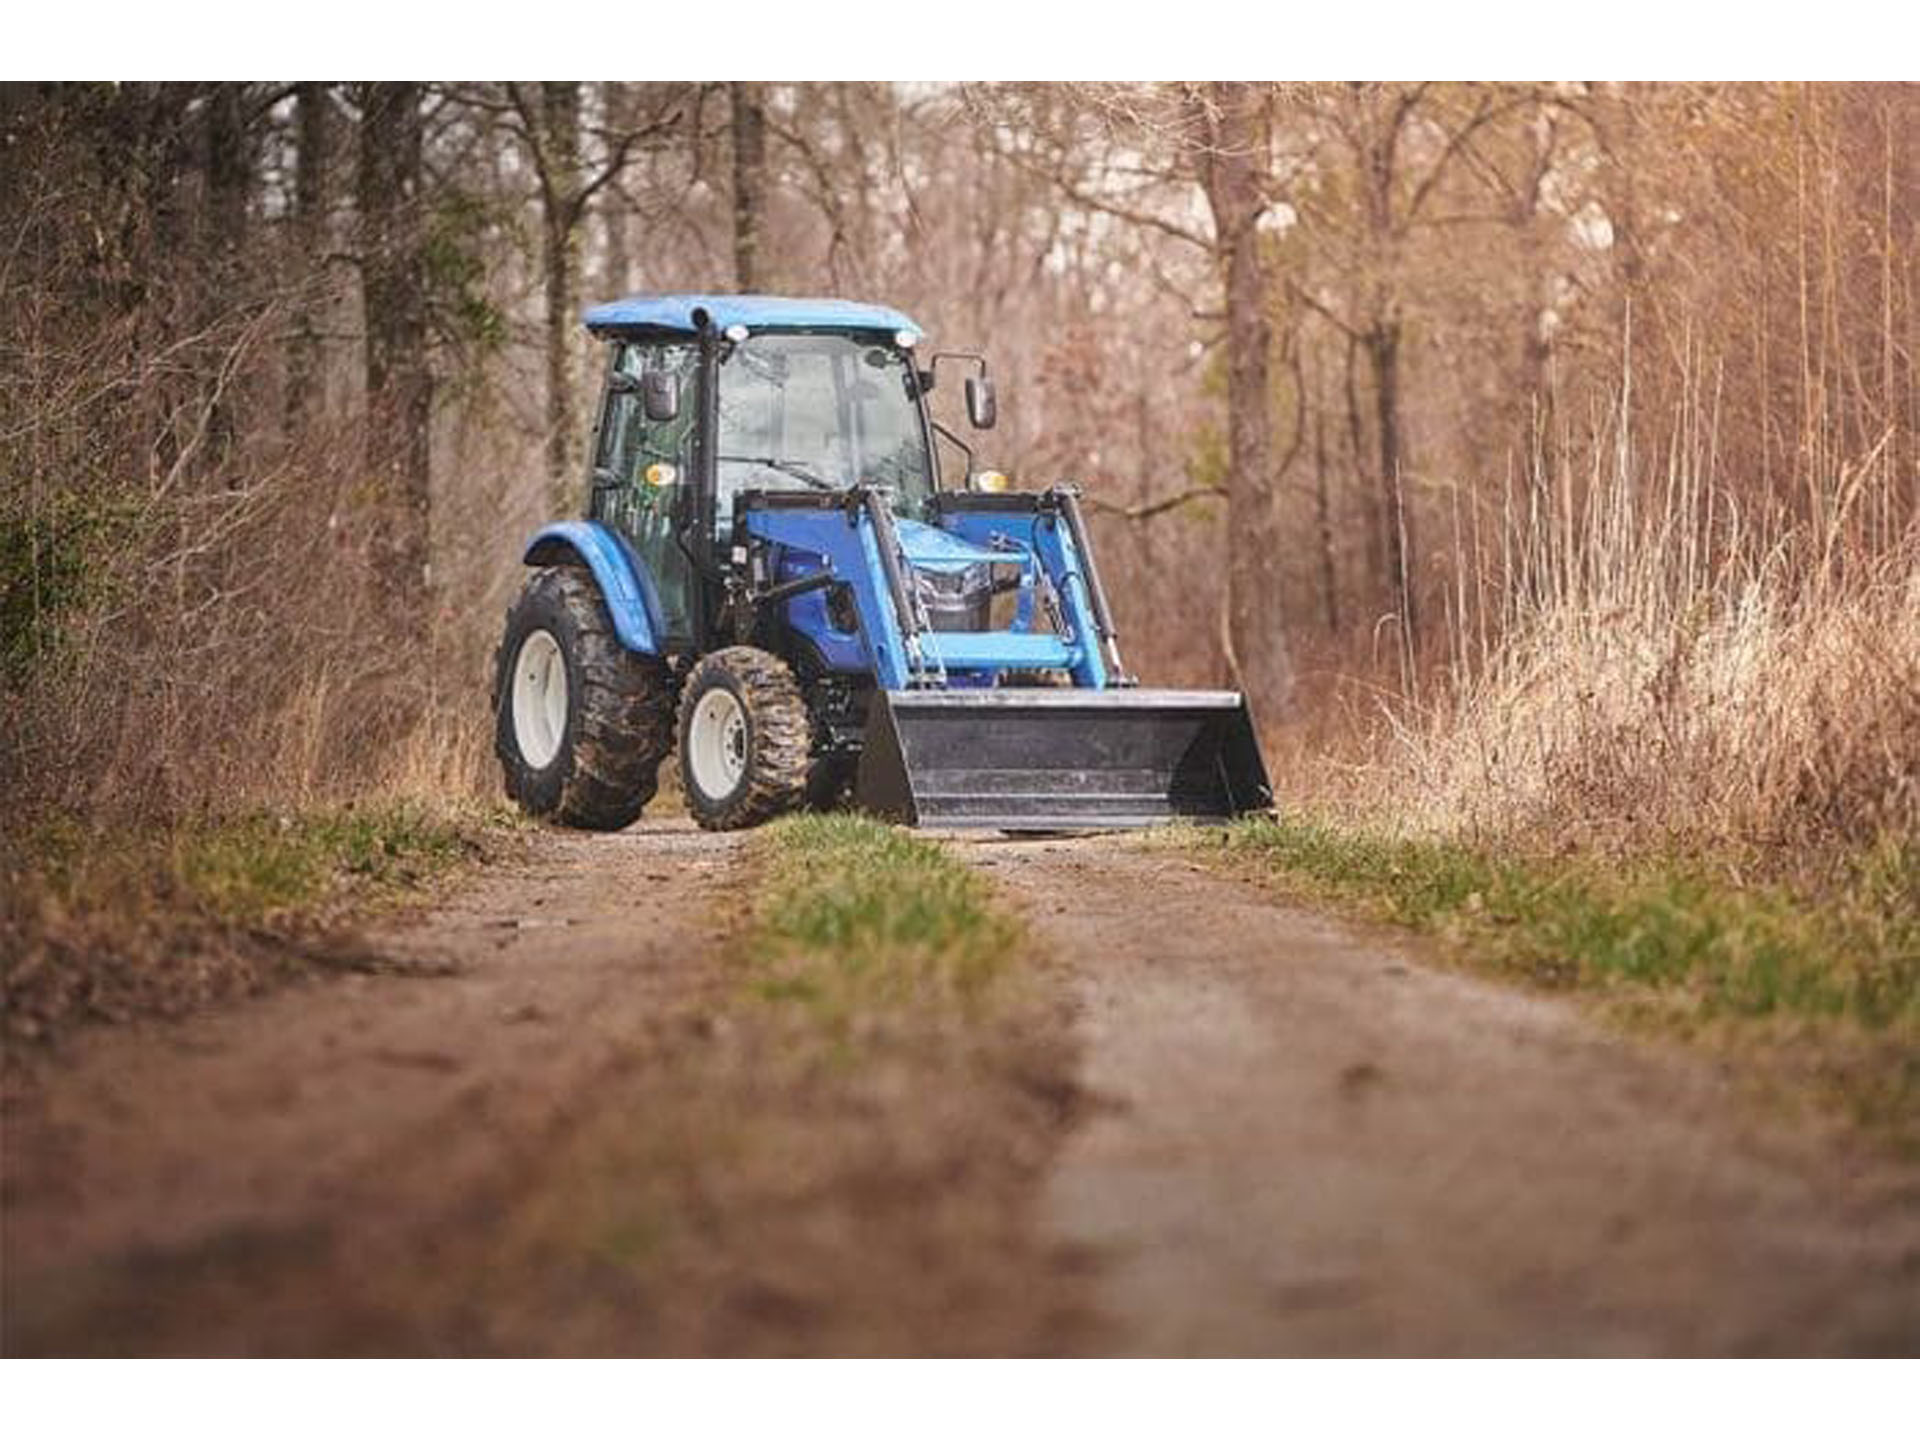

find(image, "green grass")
[740,813,1023,1036]
[1192,816,1918,1024]
[21,799,490,928]
[4,800,504,1040]
[169,803,484,925]
[1179,815,1920,1138]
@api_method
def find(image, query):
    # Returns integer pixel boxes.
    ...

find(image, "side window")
[592,343,696,539]
[592,341,699,642]
[592,379,640,490]
[629,343,698,476]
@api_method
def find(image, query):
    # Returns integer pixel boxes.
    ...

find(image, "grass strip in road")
[742,814,1023,1035]
[435,816,1065,1355]
[1180,815,1919,1143]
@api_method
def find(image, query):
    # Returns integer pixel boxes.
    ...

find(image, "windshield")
[715,332,934,532]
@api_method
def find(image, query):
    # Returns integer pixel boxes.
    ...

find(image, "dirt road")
[4,822,1916,1355]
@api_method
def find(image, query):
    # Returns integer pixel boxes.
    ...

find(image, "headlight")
[914,565,994,633]
[914,564,992,600]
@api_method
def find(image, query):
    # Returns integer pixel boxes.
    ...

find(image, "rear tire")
[676,646,810,831]
[494,566,674,830]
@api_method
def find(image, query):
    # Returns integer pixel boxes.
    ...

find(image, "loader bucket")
[854,689,1272,830]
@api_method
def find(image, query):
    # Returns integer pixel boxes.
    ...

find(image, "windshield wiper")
[717,454,836,491]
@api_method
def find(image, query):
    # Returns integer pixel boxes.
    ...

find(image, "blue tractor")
[493,294,1271,831]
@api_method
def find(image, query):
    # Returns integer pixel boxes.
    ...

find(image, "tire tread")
[493,565,673,831]
[676,645,811,831]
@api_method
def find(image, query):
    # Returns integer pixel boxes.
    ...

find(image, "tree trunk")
[1515,103,1557,464]
[539,82,583,495]
[1313,375,1340,634]
[600,84,631,299]
[356,82,431,628]
[203,82,251,461]
[730,82,767,291]
[1197,82,1293,719]
[288,82,333,434]
[1367,321,1418,654]
[204,83,250,272]
[1344,331,1385,602]
[1352,85,1420,660]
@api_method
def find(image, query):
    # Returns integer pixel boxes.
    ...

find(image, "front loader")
[493,293,1271,832]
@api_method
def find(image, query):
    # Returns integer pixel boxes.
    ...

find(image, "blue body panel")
[935,506,1110,688]
[522,521,662,656]
[891,518,1003,572]
[923,632,1074,669]
[740,508,917,687]
[584,293,922,340]
[740,503,1109,691]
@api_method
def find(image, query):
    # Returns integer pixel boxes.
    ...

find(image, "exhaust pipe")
[854,688,1272,830]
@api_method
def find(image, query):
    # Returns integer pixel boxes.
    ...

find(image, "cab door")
[590,341,699,646]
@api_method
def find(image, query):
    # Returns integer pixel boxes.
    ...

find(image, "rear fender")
[522,521,663,655]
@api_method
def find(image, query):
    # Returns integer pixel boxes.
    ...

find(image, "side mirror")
[642,371,679,424]
[965,375,997,430]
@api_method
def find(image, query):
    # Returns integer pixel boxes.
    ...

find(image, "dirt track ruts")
[973,836,1920,1356]
[4,821,1916,1355]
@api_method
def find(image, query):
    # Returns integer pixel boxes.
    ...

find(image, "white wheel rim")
[511,628,568,770]
[687,688,748,800]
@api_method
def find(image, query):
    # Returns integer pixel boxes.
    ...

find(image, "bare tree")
[731,82,768,290]
[356,81,432,624]
[1193,82,1295,718]
[1291,82,1522,656]
[503,82,684,493]
[287,82,335,433]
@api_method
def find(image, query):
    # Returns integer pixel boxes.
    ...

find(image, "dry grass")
[1345,386,1920,866]
[3,382,500,836]
[1398,554,1919,856]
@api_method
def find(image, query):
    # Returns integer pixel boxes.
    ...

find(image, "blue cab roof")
[583,293,923,339]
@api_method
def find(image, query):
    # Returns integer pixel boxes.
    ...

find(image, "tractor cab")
[580,297,969,652]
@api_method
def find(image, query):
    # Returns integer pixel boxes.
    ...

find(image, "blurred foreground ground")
[4,821,1916,1355]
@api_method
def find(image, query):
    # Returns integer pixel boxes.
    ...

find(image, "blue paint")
[774,549,868,673]
[522,521,662,656]
[891,516,1004,572]
[935,506,1109,688]
[922,631,1074,669]
[584,293,923,340]
[740,507,912,688]
[740,502,1108,690]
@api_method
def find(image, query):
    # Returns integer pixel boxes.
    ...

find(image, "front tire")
[494,566,674,830]
[676,646,810,831]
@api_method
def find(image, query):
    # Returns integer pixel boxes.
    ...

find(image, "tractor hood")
[893,517,1013,574]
